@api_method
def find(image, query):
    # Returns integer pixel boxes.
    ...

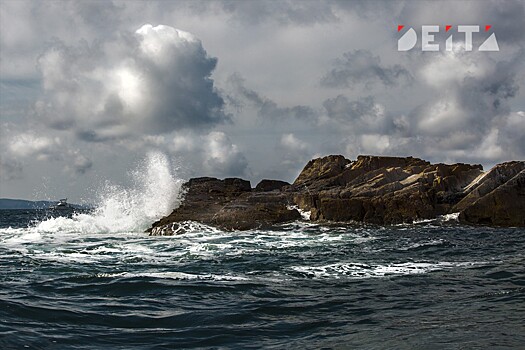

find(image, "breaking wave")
[34,151,184,234]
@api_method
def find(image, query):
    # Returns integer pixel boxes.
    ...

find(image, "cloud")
[35,24,228,141]
[278,133,313,180]
[0,127,93,178]
[0,157,23,181]
[228,74,317,122]
[322,95,397,134]
[397,0,525,46]
[281,133,308,152]
[8,133,62,161]
[69,151,93,175]
[2,0,525,199]
[164,131,248,177]
[216,1,338,26]
[360,134,392,154]
[490,110,525,160]
[203,131,248,176]
[319,49,523,163]
[321,50,412,88]
[412,49,522,140]
[209,0,403,26]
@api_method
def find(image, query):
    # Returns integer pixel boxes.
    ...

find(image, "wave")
[93,271,249,282]
[290,261,483,280]
[29,151,184,235]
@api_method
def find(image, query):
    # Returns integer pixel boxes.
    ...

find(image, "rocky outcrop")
[289,155,485,225]
[458,167,525,226]
[452,161,525,212]
[148,177,300,234]
[149,155,525,234]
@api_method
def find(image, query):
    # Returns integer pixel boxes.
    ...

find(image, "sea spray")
[35,151,184,234]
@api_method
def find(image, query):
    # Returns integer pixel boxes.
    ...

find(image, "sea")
[1,153,524,349]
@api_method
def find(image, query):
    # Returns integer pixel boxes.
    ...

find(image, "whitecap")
[290,261,484,280]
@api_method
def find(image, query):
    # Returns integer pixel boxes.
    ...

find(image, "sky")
[0,0,524,202]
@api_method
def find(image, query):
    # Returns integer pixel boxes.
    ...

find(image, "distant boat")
[49,198,73,211]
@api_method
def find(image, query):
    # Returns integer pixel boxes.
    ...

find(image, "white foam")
[287,205,311,220]
[3,230,42,244]
[95,271,248,281]
[291,261,482,279]
[440,212,460,222]
[412,218,435,224]
[150,221,222,236]
[33,151,184,234]
[401,239,446,251]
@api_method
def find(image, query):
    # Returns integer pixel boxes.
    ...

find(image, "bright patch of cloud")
[36,24,228,141]
[280,133,308,152]
[164,131,248,177]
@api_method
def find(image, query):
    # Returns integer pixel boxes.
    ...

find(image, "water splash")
[35,151,184,234]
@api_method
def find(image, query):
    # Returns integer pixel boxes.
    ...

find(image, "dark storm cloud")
[459,57,520,121]
[76,130,115,143]
[219,0,338,25]
[499,111,525,156]
[334,0,402,20]
[321,50,412,88]
[229,74,317,122]
[488,0,525,45]
[73,0,123,30]
[0,157,23,181]
[35,24,229,141]
[397,0,525,46]
[322,95,399,134]
[215,0,405,26]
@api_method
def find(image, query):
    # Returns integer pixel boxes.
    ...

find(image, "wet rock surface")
[149,155,525,234]
[149,177,300,234]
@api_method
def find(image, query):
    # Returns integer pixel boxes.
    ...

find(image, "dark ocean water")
[1,209,524,349]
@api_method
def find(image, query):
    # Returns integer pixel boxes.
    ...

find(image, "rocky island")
[149,155,525,235]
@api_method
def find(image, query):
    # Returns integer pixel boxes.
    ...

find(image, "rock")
[148,177,251,234]
[452,161,525,212]
[293,155,350,188]
[350,155,430,172]
[255,179,290,192]
[291,155,484,225]
[149,177,300,235]
[458,168,525,227]
[210,193,301,230]
[148,155,525,233]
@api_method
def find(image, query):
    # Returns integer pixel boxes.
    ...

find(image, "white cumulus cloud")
[35,24,228,142]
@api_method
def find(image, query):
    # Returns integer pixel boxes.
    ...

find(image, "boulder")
[255,179,290,192]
